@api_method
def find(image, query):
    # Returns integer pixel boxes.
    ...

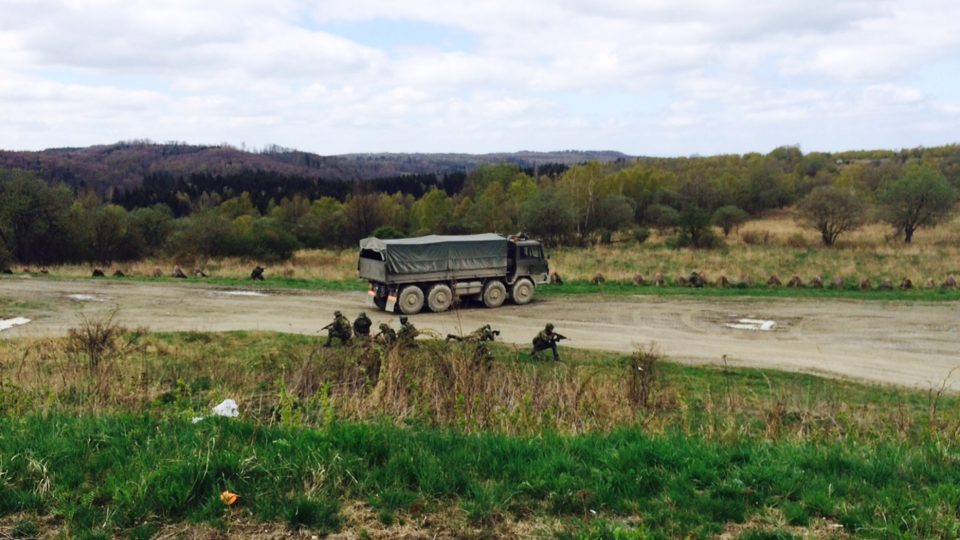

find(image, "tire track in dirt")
[1,277,958,390]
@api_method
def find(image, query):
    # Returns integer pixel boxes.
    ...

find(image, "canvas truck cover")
[359,234,508,276]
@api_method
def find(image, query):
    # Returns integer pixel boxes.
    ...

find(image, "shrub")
[741,230,772,246]
[631,227,651,245]
[371,226,406,239]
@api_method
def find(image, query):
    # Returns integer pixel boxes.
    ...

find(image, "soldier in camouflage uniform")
[353,312,373,338]
[323,310,353,347]
[375,323,397,346]
[531,323,565,361]
[447,324,500,361]
[397,315,419,346]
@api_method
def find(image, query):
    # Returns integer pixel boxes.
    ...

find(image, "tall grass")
[23,212,960,296]
[2,330,957,441]
[4,327,960,536]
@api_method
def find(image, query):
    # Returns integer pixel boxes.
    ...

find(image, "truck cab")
[507,237,549,286]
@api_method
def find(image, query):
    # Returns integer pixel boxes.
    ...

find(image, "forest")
[1,144,958,267]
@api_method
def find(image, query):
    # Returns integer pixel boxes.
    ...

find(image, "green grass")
[0,297,41,318]
[23,271,960,301]
[2,413,960,538]
[538,280,960,301]
[4,329,960,536]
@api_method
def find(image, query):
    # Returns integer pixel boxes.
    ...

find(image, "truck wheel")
[398,285,425,314]
[511,278,535,305]
[427,284,453,312]
[482,280,507,308]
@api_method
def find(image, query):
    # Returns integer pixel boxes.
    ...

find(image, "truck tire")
[482,280,507,308]
[427,284,453,312]
[511,277,535,305]
[398,285,425,314]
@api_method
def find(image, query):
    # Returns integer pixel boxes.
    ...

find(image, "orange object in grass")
[220,490,238,506]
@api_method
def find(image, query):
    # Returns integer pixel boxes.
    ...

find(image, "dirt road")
[2,277,958,389]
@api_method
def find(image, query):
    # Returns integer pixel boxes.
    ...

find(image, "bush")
[371,226,406,239]
[631,227,651,245]
[784,233,807,248]
[674,206,724,249]
[741,230,772,246]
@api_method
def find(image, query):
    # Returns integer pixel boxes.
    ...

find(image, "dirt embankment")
[1,278,958,390]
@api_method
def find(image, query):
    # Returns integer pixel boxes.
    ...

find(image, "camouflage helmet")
[334,310,342,317]
[400,315,409,324]
[379,323,390,330]
[358,311,367,317]
[545,323,554,331]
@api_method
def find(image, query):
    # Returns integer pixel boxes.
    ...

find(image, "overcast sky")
[1,0,958,156]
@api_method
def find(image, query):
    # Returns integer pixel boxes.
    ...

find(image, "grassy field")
[3,327,960,537]
[22,211,960,302]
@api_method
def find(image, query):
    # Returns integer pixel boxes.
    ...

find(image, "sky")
[1,0,958,156]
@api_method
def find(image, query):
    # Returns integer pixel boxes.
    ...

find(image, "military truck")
[358,233,549,314]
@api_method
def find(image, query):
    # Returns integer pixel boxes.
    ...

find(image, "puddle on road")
[68,294,110,302]
[0,317,31,332]
[725,318,777,331]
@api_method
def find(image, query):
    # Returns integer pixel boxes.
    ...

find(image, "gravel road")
[2,277,958,389]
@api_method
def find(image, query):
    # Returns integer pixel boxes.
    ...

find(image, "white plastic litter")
[725,319,776,331]
[212,399,240,417]
[217,291,269,297]
[0,317,30,332]
[68,294,108,302]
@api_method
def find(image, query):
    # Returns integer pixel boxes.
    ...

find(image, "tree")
[0,170,79,264]
[468,182,511,233]
[303,197,346,248]
[796,186,867,246]
[521,187,576,245]
[645,204,680,233]
[166,210,240,264]
[410,188,454,235]
[675,205,721,248]
[558,161,606,241]
[710,205,749,237]
[877,164,957,243]
[87,204,138,264]
[244,217,300,261]
[593,195,635,243]
[342,193,387,243]
[130,204,174,254]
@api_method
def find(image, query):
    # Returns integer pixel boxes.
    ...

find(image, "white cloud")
[0,0,958,153]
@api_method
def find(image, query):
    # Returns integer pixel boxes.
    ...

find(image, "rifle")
[321,322,334,331]
[552,333,568,342]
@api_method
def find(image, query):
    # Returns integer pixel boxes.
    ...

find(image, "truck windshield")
[519,246,543,259]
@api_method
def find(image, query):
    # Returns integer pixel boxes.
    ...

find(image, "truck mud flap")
[367,285,377,307]
[385,287,398,312]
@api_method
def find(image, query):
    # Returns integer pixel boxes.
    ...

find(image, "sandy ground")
[1,276,958,390]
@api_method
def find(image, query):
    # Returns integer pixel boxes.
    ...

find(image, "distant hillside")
[0,141,635,195]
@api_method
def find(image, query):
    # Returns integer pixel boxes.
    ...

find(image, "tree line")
[1,145,958,267]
